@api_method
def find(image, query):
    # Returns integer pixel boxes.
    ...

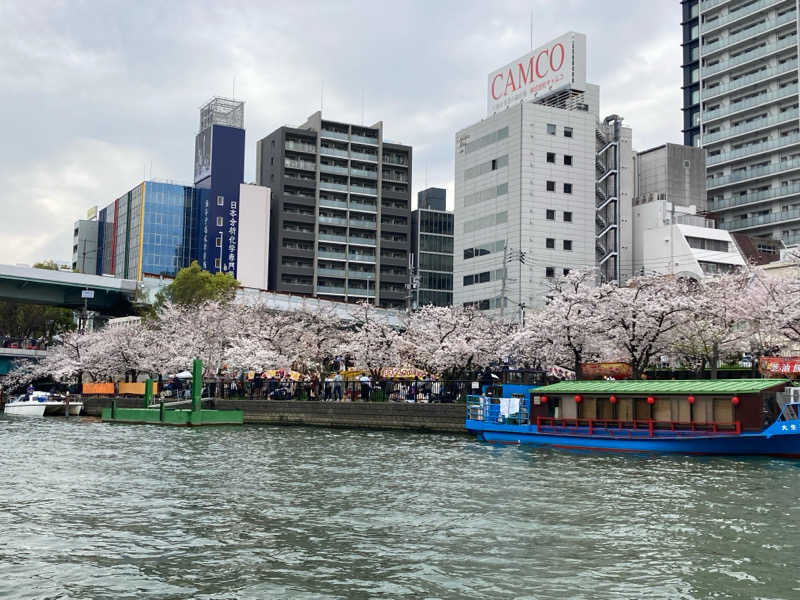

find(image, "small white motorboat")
[4,394,47,417]
[3,391,83,417]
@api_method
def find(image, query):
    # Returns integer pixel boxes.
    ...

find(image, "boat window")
[782,404,799,421]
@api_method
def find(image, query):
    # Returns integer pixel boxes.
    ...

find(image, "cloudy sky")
[0,0,683,265]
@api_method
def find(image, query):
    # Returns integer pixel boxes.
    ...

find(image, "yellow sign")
[87,205,97,220]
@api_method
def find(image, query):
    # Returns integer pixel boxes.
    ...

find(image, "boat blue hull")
[466,420,800,457]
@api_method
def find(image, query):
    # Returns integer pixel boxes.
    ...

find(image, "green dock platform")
[101,359,243,427]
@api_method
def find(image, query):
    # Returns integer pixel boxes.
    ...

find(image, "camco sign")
[487,31,587,115]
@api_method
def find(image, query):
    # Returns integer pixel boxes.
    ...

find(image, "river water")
[1,416,799,599]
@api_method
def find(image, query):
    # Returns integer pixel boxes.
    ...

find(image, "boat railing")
[465,395,530,424]
[535,417,741,436]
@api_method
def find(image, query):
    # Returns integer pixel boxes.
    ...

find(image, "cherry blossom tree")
[596,275,693,379]
[398,305,501,378]
[668,272,754,377]
[513,269,608,379]
[344,302,401,380]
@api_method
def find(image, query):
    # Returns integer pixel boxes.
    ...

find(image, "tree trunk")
[573,349,583,380]
[710,342,719,379]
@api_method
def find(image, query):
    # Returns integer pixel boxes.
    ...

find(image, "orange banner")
[118,382,159,395]
[580,362,633,380]
[758,356,800,378]
[82,382,115,395]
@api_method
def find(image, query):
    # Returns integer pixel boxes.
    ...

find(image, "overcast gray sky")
[0,0,682,266]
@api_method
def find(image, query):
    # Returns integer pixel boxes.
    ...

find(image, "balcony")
[702,59,798,101]
[351,184,377,196]
[349,235,376,246]
[719,206,800,230]
[706,132,800,166]
[702,10,797,56]
[319,146,349,159]
[285,158,316,171]
[350,201,377,212]
[703,34,796,77]
[383,172,408,183]
[351,150,378,163]
[700,0,727,10]
[707,157,800,189]
[351,133,378,145]
[319,197,348,210]
[319,180,348,192]
[710,182,800,211]
[317,250,346,260]
[383,155,408,166]
[316,285,347,296]
[317,267,346,278]
[701,0,787,34]
[350,167,377,179]
[285,140,317,154]
[347,270,376,280]
[320,163,349,176]
[703,108,799,144]
[348,253,376,263]
[349,219,377,230]
[319,215,349,226]
[347,286,375,298]
[702,84,798,122]
[320,129,349,141]
[318,232,348,243]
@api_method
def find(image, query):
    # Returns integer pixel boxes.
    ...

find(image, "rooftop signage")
[487,31,587,115]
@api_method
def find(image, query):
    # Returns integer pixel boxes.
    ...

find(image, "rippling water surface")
[1,416,799,599]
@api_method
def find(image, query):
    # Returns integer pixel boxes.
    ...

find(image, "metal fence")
[202,379,478,403]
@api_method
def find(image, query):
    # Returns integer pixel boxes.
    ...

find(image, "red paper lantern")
[609,395,617,405]
[646,396,655,405]
[687,395,696,405]
[540,395,548,404]
[574,394,582,403]
[731,396,740,406]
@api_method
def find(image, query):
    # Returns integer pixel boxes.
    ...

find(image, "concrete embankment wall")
[82,397,467,434]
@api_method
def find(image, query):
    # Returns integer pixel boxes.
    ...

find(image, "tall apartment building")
[256,111,412,309]
[682,0,800,245]
[411,187,454,307]
[454,32,635,317]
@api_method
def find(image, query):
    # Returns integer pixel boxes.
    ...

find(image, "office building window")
[564,211,572,222]
[564,155,573,166]
[546,209,555,220]
[564,127,573,138]
[216,216,223,226]
[547,152,555,163]
[545,267,555,278]
[546,180,556,191]
[216,236,223,248]
[546,238,555,249]
[217,195,224,206]
[214,258,221,269]
[563,240,572,251]
[547,124,556,135]
[563,183,573,194]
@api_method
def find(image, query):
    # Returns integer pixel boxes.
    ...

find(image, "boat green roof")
[533,379,789,396]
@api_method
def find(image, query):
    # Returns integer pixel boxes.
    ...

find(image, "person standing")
[333,373,343,402]
[359,374,371,402]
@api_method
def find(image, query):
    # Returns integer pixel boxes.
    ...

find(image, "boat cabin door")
[530,393,556,422]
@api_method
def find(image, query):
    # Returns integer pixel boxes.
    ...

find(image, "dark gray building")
[411,187,453,307]
[256,111,411,309]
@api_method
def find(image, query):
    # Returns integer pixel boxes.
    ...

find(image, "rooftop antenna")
[149,160,152,180]
[530,10,534,50]
[232,75,237,100]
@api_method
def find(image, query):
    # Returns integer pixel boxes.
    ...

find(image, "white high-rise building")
[454,32,634,318]
[682,0,800,245]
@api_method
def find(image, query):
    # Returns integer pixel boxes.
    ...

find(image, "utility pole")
[500,241,508,318]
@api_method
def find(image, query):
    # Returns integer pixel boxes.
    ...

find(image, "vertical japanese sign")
[227,200,238,275]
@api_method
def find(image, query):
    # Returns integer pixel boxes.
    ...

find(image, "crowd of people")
[1,336,48,350]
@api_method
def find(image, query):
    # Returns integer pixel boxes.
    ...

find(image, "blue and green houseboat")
[466,379,800,457]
